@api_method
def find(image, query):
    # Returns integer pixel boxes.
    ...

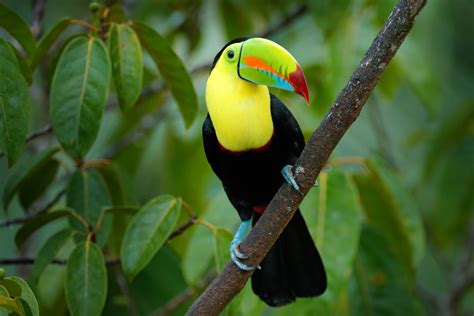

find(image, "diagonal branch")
[187,0,427,315]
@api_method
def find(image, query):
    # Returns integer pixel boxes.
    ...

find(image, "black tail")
[251,210,327,307]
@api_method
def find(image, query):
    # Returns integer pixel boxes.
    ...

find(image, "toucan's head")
[209,37,309,103]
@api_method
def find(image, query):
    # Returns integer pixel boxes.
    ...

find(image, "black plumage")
[202,94,327,306]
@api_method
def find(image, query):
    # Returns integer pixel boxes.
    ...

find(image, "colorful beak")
[238,38,309,104]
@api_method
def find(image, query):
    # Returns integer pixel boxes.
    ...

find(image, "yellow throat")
[206,60,274,152]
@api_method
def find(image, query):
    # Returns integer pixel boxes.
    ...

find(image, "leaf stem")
[70,19,99,32]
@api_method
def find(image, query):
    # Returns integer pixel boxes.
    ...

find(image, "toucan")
[203,37,327,306]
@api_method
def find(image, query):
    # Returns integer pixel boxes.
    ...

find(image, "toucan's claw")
[232,242,249,259]
[230,243,254,271]
[282,165,301,193]
[314,179,319,187]
[229,220,254,271]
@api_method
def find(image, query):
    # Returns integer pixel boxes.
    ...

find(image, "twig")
[0,189,65,228]
[26,124,52,143]
[30,0,48,39]
[443,220,474,315]
[0,257,120,266]
[70,19,99,32]
[187,0,427,314]
[258,4,308,38]
[188,4,309,76]
[114,266,140,316]
[168,201,197,240]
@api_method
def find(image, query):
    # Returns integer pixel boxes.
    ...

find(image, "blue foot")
[314,179,319,187]
[281,165,301,192]
[230,220,254,271]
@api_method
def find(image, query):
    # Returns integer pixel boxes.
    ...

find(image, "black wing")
[270,94,305,163]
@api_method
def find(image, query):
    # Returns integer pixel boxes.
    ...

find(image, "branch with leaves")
[187,0,427,314]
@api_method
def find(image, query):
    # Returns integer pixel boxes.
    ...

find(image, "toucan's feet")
[314,179,319,187]
[230,220,254,271]
[230,242,253,271]
[282,165,301,192]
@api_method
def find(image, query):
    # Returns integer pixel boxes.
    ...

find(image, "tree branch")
[187,0,427,314]
[189,4,308,75]
[30,0,48,39]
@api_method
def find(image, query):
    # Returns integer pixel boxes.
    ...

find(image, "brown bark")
[187,0,427,314]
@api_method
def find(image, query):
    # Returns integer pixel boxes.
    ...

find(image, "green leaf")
[0,37,32,167]
[301,170,362,313]
[8,43,32,85]
[15,209,82,249]
[212,227,232,273]
[65,241,107,316]
[29,18,71,70]
[349,225,420,316]
[0,3,36,56]
[18,159,59,210]
[108,4,126,23]
[0,277,39,316]
[309,0,353,38]
[121,195,182,280]
[182,192,238,285]
[132,21,197,128]
[50,36,111,160]
[352,158,425,277]
[30,228,75,284]
[97,163,138,206]
[108,23,143,111]
[424,100,474,175]
[3,147,59,209]
[103,206,139,216]
[274,170,362,315]
[66,169,112,245]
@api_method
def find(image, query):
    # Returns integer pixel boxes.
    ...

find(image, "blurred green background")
[0,0,473,315]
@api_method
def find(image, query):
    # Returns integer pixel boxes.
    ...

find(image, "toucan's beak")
[238,38,310,104]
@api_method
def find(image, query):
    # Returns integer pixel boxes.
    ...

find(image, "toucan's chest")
[206,65,274,152]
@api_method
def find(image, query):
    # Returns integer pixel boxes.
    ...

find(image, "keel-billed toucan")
[203,38,327,306]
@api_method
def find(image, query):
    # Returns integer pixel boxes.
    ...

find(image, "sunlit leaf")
[3,147,59,210]
[0,277,39,316]
[65,241,107,316]
[29,18,71,70]
[0,285,12,316]
[30,228,75,284]
[0,296,22,315]
[108,23,143,111]
[121,195,182,280]
[212,227,232,273]
[182,192,238,285]
[0,3,36,56]
[132,21,197,128]
[50,36,111,160]
[0,37,32,167]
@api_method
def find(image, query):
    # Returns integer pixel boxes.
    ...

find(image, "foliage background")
[0,0,473,315]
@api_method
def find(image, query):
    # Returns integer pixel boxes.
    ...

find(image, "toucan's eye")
[226,50,235,60]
